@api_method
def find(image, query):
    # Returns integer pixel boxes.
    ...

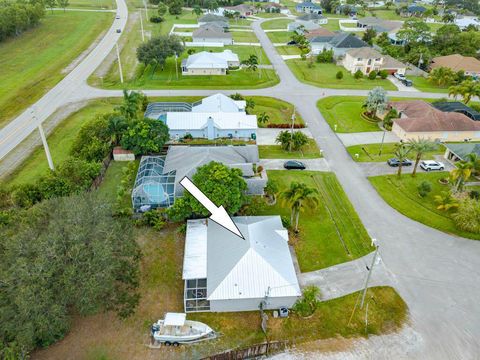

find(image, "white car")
[420,160,445,171]
[394,72,406,81]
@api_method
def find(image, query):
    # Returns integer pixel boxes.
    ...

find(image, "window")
[184,278,210,312]
[357,57,362,61]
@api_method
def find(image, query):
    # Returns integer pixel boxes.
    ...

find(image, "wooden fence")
[90,153,113,190]
[201,341,287,360]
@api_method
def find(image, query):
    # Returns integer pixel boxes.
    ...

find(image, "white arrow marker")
[179,176,245,239]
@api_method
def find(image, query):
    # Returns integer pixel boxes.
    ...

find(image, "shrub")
[417,181,432,197]
[354,70,363,79]
[149,16,164,23]
[70,115,112,162]
[293,285,321,317]
[137,209,166,231]
[183,133,193,140]
[470,190,480,200]
[452,198,480,233]
[336,70,343,79]
[379,70,388,79]
[121,118,169,155]
[368,70,377,80]
[316,49,334,63]
[281,215,291,229]
[187,48,196,55]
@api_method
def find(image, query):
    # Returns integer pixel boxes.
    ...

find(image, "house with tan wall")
[181,50,240,76]
[343,47,406,75]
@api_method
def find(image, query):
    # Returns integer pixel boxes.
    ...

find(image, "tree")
[45,0,56,13]
[246,98,255,113]
[363,87,388,118]
[275,130,308,152]
[394,144,411,178]
[407,138,438,177]
[70,115,112,162]
[279,182,319,232]
[450,161,472,192]
[192,4,202,18]
[158,2,167,16]
[167,162,247,221]
[136,35,184,69]
[316,49,334,63]
[449,80,480,104]
[106,114,128,145]
[336,70,343,79]
[442,13,455,23]
[362,28,377,45]
[120,118,169,155]
[57,0,69,12]
[116,90,146,120]
[0,193,140,352]
[396,18,431,44]
[428,67,457,87]
[205,0,218,12]
[293,285,321,317]
[258,112,270,124]
[242,54,258,71]
[434,191,459,211]
[466,153,480,176]
[168,0,183,15]
[452,198,480,233]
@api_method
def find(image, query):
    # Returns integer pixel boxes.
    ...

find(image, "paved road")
[2,14,480,359]
[260,158,330,171]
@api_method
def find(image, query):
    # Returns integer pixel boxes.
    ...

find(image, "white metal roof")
[165,112,257,130]
[183,219,208,280]
[184,50,239,70]
[205,216,301,301]
[164,312,186,326]
[193,93,246,113]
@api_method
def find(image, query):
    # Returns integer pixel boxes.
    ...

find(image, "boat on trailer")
[150,312,215,346]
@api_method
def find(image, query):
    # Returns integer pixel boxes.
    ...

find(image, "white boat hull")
[151,319,214,344]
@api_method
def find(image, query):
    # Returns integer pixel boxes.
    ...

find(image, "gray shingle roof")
[445,143,480,161]
[193,24,232,39]
[329,33,368,48]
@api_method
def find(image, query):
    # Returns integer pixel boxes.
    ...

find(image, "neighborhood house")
[182,217,301,312]
[430,54,480,79]
[192,24,233,45]
[295,1,322,14]
[181,50,240,75]
[342,47,407,75]
[310,32,368,56]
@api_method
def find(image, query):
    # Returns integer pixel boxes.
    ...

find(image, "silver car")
[420,160,445,171]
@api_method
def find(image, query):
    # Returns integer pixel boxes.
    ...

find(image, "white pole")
[37,123,55,171]
[144,0,148,20]
[289,106,296,152]
[360,244,379,309]
[140,10,145,42]
[175,53,178,80]
[116,43,124,83]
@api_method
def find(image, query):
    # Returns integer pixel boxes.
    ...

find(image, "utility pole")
[33,109,54,171]
[360,241,379,309]
[289,106,296,152]
[175,52,178,80]
[140,9,145,42]
[418,52,423,69]
[143,0,148,20]
[116,43,124,83]
[378,127,386,155]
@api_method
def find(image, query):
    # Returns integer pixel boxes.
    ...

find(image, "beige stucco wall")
[183,67,226,75]
[342,53,382,74]
[392,122,480,142]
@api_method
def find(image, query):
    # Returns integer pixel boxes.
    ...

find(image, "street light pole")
[33,109,54,171]
[115,43,124,83]
[140,10,145,42]
[360,242,379,309]
[378,127,386,155]
[289,106,296,152]
[175,52,178,80]
[144,0,148,20]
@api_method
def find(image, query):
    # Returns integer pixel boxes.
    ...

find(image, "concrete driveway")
[260,158,330,171]
[337,131,400,147]
[388,75,420,92]
[358,156,455,177]
[257,128,313,145]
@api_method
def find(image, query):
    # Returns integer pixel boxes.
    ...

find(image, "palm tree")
[428,67,456,87]
[394,144,411,178]
[279,182,319,232]
[275,130,293,151]
[407,138,438,177]
[450,161,472,192]
[434,191,459,211]
[292,131,309,151]
[258,112,270,125]
[449,80,480,104]
[116,90,144,120]
[192,5,202,19]
[466,153,480,176]
[107,115,128,145]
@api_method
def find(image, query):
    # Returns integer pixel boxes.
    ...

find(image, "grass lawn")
[258,171,373,271]
[0,11,113,128]
[409,76,449,93]
[259,139,321,159]
[317,96,381,133]
[256,12,286,18]
[267,31,292,44]
[366,9,403,20]
[231,30,259,43]
[251,96,304,127]
[276,45,302,55]
[322,19,340,31]
[347,143,445,162]
[369,172,480,240]
[261,18,292,30]
[189,45,271,65]
[69,0,115,8]
[230,18,253,26]
[287,61,397,90]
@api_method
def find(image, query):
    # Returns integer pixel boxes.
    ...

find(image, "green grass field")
[259,139,321,159]
[231,30,259,43]
[261,18,292,30]
[370,172,480,240]
[276,45,302,55]
[287,61,397,90]
[69,0,115,9]
[0,11,113,128]
[251,96,304,127]
[267,31,292,43]
[409,76,449,93]
[322,19,340,31]
[258,171,373,271]
[256,12,286,18]
[347,143,445,162]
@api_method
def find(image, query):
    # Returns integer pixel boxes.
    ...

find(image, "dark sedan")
[284,160,306,170]
[387,158,413,167]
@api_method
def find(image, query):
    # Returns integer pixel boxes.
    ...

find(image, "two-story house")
[342,47,406,75]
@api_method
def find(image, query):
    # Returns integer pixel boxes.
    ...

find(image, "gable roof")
[357,17,403,33]
[407,5,426,12]
[444,143,480,161]
[329,33,368,48]
[391,100,480,132]
[305,27,335,39]
[224,4,253,13]
[381,54,407,70]
[431,54,480,73]
[199,13,228,23]
[183,50,238,69]
[205,216,301,301]
[345,46,381,58]
[193,93,245,113]
[193,24,232,39]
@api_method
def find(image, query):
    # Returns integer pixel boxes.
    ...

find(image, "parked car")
[284,160,306,170]
[287,40,297,45]
[402,79,413,87]
[420,160,445,171]
[116,15,120,19]
[387,158,413,167]
[394,72,406,81]
[116,28,122,33]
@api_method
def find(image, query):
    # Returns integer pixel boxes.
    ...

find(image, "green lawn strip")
[96,159,140,207]
[267,31,292,43]
[369,172,480,240]
[347,143,445,162]
[256,12,286,18]
[259,140,321,159]
[261,18,292,30]
[251,96,304,127]
[409,76,449,93]
[366,9,403,20]
[229,18,253,26]
[0,11,113,128]
[288,61,397,90]
[188,45,271,65]
[69,0,115,9]
[322,19,340,31]
[231,30,259,43]
[276,45,302,55]
[258,171,373,271]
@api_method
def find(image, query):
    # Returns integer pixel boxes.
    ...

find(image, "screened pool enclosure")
[132,156,176,210]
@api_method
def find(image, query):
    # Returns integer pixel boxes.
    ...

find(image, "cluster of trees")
[137,35,184,70]
[149,0,183,15]
[0,0,45,42]
[0,193,140,355]
[275,130,309,152]
[241,54,258,71]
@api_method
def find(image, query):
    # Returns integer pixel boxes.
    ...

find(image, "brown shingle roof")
[431,54,480,73]
[193,24,232,39]
[304,27,335,39]
[390,100,480,132]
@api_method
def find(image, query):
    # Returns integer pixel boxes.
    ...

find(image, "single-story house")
[295,1,322,14]
[263,2,289,14]
[224,4,254,17]
[310,32,368,57]
[342,47,407,75]
[145,93,256,140]
[192,24,233,45]
[297,13,327,24]
[390,100,480,142]
[444,143,480,163]
[181,50,240,76]
[357,17,403,34]
[454,16,480,30]
[304,27,335,40]
[198,14,229,28]
[433,102,480,121]
[402,5,427,17]
[288,20,321,32]
[430,54,480,78]
[335,4,357,16]
[182,216,301,312]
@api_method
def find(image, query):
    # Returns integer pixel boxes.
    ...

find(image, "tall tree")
[116,90,146,120]
[396,18,431,44]
[279,182,319,232]
[394,144,411,178]
[120,118,169,155]
[428,67,457,87]
[449,80,480,104]
[258,112,270,125]
[157,2,167,16]
[45,0,56,13]
[192,4,202,18]
[136,35,184,69]
[407,138,438,177]
[57,0,69,12]
[450,161,472,192]
[363,87,388,118]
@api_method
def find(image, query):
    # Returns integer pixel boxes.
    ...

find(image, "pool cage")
[132,156,176,211]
